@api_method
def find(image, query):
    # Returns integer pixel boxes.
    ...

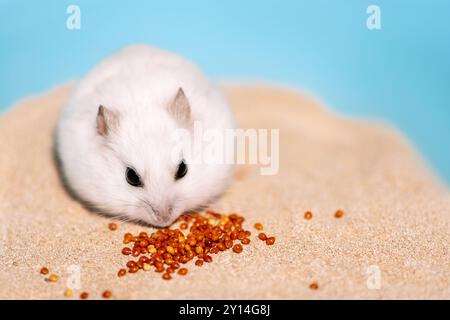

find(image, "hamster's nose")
[152,206,174,226]
[153,206,173,217]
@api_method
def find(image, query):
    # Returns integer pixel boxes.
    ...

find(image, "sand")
[0,84,449,299]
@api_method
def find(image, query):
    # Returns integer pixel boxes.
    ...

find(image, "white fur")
[56,45,235,226]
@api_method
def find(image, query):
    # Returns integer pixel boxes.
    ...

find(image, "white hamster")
[56,45,235,227]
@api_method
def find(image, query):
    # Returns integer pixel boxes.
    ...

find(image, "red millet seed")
[139,232,148,238]
[128,266,139,273]
[210,247,219,254]
[139,239,149,247]
[309,282,319,290]
[121,247,131,255]
[265,237,276,245]
[233,244,243,254]
[108,223,117,231]
[40,267,49,275]
[258,233,267,241]
[195,259,204,267]
[139,256,150,264]
[304,211,313,220]
[166,267,175,274]
[334,210,344,218]
[180,223,188,230]
[178,268,188,276]
[225,239,233,249]
[155,267,165,272]
[123,233,133,244]
[80,292,89,299]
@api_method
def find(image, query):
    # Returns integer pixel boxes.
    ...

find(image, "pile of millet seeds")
[118,211,276,280]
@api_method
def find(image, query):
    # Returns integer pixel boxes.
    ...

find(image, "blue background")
[1,0,449,184]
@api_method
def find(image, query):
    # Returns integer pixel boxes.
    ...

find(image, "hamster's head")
[93,88,232,227]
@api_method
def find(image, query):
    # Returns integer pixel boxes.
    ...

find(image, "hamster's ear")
[168,88,192,127]
[97,105,119,136]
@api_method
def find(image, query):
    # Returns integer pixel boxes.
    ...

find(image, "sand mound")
[0,84,449,299]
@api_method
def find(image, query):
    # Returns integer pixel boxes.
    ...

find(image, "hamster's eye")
[175,160,188,180]
[126,167,142,187]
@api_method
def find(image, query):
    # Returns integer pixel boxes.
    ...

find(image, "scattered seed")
[80,292,89,299]
[155,266,165,273]
[40,267,49,275]
[128,266,139,273]
[117,269,126,277]
[241,238,250,245]
[139,232,148,238]
[48,274,59,282]
[143,263,151,271]
[233,244,243,253]
[309,282,319,290]
[64,288,73,298]
[102,290,112,299]
[166,267,175,274]
[121,247,131,255]
[166,245,175,255]
[335,210,344,218]
[304,211,313,220]
[254,223,263,230]
[108,222,117,231]
[148,245,157,254]
[225,239,233,249]
[210,247,218,254]
[139,239,148,247]
[266,237,276,245]
[180,223,188,230]
[178,268,188,276]
[195,259,204,267]
[162,273,172,280]
[258,233,267,241]
[123,233,133,244]
[139,256,150,264]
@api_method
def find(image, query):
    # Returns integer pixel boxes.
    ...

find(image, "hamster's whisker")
[136,196,154,210]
